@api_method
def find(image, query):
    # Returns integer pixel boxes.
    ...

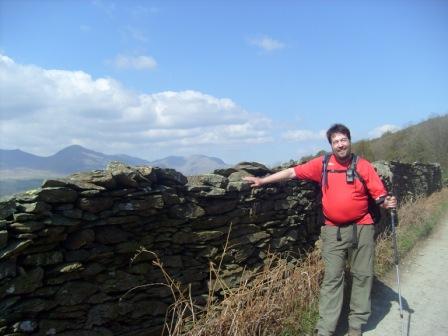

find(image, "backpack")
[321,153,383,224]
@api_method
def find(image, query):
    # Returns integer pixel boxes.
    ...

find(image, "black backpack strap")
[321,153,331,187]
[352,155,385,204]
[351,154,369,193]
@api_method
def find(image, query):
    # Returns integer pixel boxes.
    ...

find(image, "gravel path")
[364,216,448,336]
[333,216,448,336]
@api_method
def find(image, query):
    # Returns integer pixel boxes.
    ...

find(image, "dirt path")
[362,216,448,336]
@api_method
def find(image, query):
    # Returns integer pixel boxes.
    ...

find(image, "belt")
[335,223,358,248]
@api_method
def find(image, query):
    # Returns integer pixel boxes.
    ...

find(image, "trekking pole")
[389,202,405,336]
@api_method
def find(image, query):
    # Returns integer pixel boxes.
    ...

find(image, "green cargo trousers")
[316,224,375,336]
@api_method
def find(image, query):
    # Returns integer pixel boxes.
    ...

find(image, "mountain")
[151,155,230,176]
[0,145,230,197]
[0,145,150,174]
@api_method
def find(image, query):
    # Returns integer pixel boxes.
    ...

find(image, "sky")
[0,0,447,166]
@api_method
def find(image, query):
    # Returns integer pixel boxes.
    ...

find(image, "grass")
[145,188,448,336]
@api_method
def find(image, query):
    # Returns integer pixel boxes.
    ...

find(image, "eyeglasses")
[331,138,349,145]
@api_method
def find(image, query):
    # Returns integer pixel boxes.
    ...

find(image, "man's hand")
[242,168,296,188]
[383,195,397,209]
[243,176,263,188]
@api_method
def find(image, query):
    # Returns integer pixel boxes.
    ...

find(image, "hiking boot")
[348,327,362,336]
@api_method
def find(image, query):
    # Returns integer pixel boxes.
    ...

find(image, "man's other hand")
[243,176,263,188]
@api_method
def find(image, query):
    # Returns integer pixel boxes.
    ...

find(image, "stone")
[44,215,80,227]
[78,197,114,213]
[204,199,237,215]
[213,167,238,177]
[0,230,7,248]
[68,171,117,189]
[95,227,129,244]
[274,199,290,210]
[38,188,78,203]
[106,215,140,225]
[153,167,187,185]
[39,319,72,335]
[228,170,252,182]
[0,260,16,279]
[12,298,57,313]
[233,162,271,176]
[55,281,98,306]
[18,201,51,214]
[42,178,106,191]
[169,203,205,219]
[195,230,225,242]
[226,181,251,192]
[188,174,229,188]
[0,240,33,260]
[162,193,183,206]
[53,262,84,273]
[62,208,83,219]
[119,300,168,319]
[23,251,63,266]
[64,229,95,250]
[38,226,66,237]
[100,271,146,293]
[115,241,140,254]
[247,231,270,244]
[13,320,37,333]
[106,162,140,187]
[86,303,119,328]
[13,212,40,221]
[1,267,43,296]
[136,166,158,183]
[162,255,183,268]
[65,249,90,262]
[114,196,164,211]
[10,221,44,233]
[0,199,16,220]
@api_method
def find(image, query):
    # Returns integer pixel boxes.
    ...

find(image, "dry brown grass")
[157,242,324,336]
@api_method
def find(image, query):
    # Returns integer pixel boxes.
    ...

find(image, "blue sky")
[1,0,447,166]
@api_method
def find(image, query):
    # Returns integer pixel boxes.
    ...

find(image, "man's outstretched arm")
[243,167,296,188]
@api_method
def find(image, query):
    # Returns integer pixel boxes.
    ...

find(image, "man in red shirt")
[244,124,397,336]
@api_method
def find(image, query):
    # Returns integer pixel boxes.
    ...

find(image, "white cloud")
[0,54,272,158]
[368,124,401,138]
[282,129,326,141]
[250,36,285,52]
[112,54,157,70]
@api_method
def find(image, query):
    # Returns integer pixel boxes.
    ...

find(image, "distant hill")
[0,145,150,174]
[0,145,229,197]
[150,155,229,176]
[352,114,448,175]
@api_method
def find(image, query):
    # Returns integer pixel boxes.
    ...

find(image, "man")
[243,124,397,336]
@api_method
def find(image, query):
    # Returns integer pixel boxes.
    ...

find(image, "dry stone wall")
[0,160,442,336]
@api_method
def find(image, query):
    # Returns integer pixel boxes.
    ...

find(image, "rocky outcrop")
[0,160,442,335]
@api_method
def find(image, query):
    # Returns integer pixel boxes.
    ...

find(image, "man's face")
[330,132,351,161]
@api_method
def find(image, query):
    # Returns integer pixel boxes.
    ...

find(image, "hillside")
[352,114,448,175]
[298,115,447,177]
